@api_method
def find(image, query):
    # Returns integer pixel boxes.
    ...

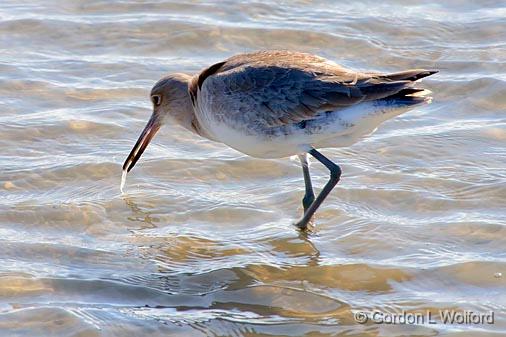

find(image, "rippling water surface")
[1,1,505,336]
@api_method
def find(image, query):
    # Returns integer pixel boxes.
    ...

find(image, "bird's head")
[122,73,193,173]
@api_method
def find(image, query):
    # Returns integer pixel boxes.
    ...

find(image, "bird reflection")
[122,195,158,230]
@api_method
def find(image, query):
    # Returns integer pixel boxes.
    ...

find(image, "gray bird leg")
[298,153,315,213]
[294,148,341,230]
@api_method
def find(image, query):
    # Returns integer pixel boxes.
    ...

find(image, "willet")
[122,50,437,230]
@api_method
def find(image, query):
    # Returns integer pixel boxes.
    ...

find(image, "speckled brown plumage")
[190,50,436,132]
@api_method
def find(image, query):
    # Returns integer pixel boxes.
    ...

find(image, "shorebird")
[122,50,437,230]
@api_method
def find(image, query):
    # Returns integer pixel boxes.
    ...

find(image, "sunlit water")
[1,1,505,336]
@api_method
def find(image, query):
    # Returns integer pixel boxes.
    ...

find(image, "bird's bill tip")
[122,115,161,173]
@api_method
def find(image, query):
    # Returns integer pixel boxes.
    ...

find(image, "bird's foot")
[297,195,316,230]
[294,216,315,231]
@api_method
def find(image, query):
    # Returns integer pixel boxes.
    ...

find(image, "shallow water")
[1,1,505,336]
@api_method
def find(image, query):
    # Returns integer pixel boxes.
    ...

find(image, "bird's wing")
[194,51,436,127]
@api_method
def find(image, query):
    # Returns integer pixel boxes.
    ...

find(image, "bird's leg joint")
[330,164,342,181]
[308,148,341,180]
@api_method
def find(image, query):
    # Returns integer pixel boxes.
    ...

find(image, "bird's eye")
[151,94,162,106]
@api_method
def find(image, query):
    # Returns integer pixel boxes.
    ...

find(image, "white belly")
[196,99,422,158]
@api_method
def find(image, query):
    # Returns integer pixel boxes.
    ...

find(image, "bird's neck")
[189,112,217,141]
[177,87,215,141]
[179,77,216,142]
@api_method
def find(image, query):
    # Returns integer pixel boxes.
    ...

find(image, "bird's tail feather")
[379,69,439,82]
[381,87,433,106]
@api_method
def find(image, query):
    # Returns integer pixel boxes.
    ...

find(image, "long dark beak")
[123,113,161,173]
